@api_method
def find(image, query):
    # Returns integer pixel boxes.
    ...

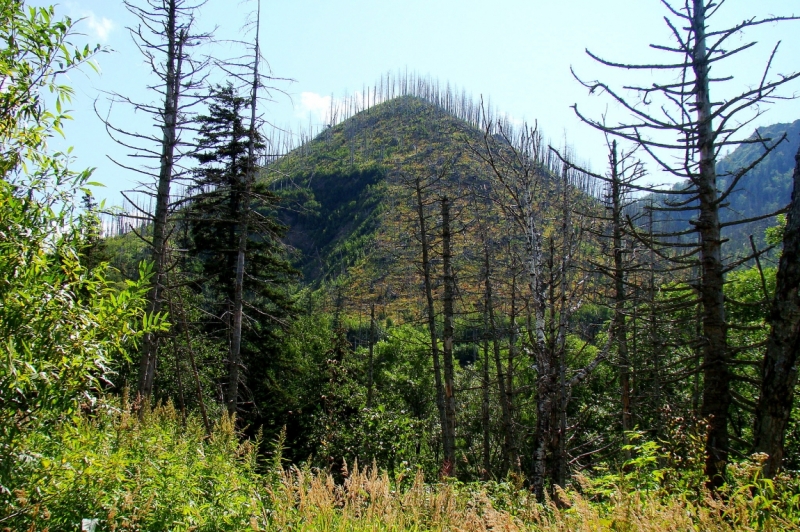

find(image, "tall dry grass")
[264,461,800,531]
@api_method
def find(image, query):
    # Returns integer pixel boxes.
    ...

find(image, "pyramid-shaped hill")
[263,95,506,286]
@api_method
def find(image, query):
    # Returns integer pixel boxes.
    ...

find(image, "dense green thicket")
[0,0,164,519]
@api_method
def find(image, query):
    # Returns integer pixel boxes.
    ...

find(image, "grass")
[3,400,799,531]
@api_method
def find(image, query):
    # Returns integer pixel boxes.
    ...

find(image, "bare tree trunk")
[533,245,559,498]
[367,303,376,408]
[484,248,514,473]
[552,238,568,490]
[507,264,519,470]
[754,145,800,477]
[609,141,632,450]
[413,176,449,471]
[646,205,663,435]
[533,365,558,498]
[227,0,261,418]
[138,2,183,399]
[175,283,211,437]
[481,301,491,480]
[441,196,457,475]
[529,211,552,500]
[692,0,730,489]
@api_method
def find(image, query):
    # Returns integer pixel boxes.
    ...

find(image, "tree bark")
[753,145,800,477]
[692,0,730,489]
[507,264,519,470]
[481,300,491,480]
[609,141,632,450]
[367,303,376,408]
[226,0,261,418]
[413,176,449,472]
[441,195,457,475]
[484,248,514,474]
[138,2,183,400]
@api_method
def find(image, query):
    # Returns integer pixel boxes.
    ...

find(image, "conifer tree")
[187,83,297,416]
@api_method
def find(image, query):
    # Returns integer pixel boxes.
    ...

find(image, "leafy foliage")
[7,400,800,530]
[5,401,266,530]
[0,0,99,178]
[0,0,164,513]
[0,180,162,473]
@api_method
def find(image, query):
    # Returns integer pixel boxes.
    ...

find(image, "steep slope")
[636,120,799,255]
[717,120,800,248]
[680,120,800,255]
[265,95,494,285]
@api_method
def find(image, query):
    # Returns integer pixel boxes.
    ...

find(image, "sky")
[31,0,800,205]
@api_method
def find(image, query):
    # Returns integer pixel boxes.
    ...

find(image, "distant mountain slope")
[264,95,494,284]
[265,95,800,301]
[640,120,799,256]
[718,120,800,253]
[718,120,800,215]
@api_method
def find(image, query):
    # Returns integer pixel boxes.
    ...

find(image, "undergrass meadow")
[2,401,799,531]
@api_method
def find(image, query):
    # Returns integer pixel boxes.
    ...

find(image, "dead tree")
[483,245,516,473]
[408,168,449,472]
[753,144,800,476]
[557,140,646,452]
[468,185,520,478]
[224,0,265,418]
[471,121,611,498]
[101,0,212,400]
[440,195,458,474]
[573,0,800,489]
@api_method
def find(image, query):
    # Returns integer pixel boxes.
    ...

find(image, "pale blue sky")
[34,0,800,204]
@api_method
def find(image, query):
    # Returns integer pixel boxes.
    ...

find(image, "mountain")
[632,120,799,258]
[717,120,800,222]
[265,95,497,286]
[717,120,800,251]
[266,94,799,301]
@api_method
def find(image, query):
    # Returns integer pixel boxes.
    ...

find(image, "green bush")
[0,0,165,516]
[5,401,268,531]
[0,178,167,514]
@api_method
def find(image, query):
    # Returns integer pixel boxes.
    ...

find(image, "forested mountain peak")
[718,120,800,180]
[265,94,507,285]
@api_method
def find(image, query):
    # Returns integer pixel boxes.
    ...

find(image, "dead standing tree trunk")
[441,195,457,475]
[102,0,212,402]
[367,303,376,408]
[690,2,730,485]
[609,143,634,444]
[226,0,263,419]
[483,246,515,473]
[754,145,800,477]
[469,185,519,478]
[471,121,608,499]
[137,1,182,400]
[556,140,645,456]
[411,172,450,473]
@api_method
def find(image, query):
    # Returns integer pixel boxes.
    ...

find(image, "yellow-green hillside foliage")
[267,95,603,327]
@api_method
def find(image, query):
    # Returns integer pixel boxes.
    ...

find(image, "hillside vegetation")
[269,95,496,283]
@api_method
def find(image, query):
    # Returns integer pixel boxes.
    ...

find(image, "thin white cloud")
[84,12,115,43]
[296,92,333,123]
